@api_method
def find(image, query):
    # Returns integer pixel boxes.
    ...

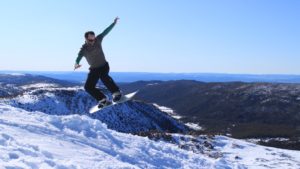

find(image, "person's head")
[84,31,96,44]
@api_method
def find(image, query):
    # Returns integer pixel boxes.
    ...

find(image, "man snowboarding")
[74,17,122,109]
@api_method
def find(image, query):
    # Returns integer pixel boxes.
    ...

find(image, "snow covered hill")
[2,85,188,133]
[0,73,76,98]
[0,74,188,133]
[0,103,299,169]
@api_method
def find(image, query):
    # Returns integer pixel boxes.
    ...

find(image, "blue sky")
[0,0,299,74]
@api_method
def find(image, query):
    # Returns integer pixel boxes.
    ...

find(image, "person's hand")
[74,64,82,70]
[114,17,119,24]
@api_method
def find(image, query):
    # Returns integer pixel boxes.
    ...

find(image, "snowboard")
[89,90,139,114]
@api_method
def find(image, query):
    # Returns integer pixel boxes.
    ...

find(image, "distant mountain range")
[122,80,300,125]
[2,71,300,83]
[120,80,300,150]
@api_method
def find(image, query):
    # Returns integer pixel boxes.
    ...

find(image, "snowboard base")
[89,91,138,114]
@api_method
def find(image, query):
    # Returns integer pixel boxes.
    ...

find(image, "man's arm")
[75,54,83,65]
[97,17,119,39]
[74,48,84,70]
[76,47,84,64]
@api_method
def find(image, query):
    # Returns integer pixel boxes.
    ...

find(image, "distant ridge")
[2,71,300,83]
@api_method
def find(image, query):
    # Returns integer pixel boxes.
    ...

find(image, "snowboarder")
[74,17,122,108]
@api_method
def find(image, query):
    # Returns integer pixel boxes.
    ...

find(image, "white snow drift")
[0,103,299,168]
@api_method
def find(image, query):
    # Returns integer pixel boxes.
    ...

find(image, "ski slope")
[0,103,299,169]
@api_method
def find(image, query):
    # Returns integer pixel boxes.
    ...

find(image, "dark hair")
[84,31,95,38]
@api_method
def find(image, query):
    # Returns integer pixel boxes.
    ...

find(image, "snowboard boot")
[98,98,112,109]
[112,91,123,102]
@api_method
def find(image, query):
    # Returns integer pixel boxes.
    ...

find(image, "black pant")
[84,62,120,101]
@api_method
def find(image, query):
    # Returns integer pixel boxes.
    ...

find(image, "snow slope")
[4,86,188,133]
[0,103,215,169]
[0,103,299,169]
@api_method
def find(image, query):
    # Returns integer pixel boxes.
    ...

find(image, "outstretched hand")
[74,64,82,70]
[114,17,119,24]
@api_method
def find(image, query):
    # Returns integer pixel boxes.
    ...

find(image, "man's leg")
[84,69,107,101]
[99,62,120,94]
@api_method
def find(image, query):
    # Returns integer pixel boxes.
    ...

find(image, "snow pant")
[84,62,120,101]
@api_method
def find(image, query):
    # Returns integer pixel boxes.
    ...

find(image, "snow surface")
[7,73,25,76]
[0,103,299,169]
[0,103,214,168]
[245,137,290,144]
[153,104,204,131]
[185,122,203,131]
[153,103,182,119]
[21,83,59,89]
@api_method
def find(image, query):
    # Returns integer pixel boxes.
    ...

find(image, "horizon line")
[1,70,300,76]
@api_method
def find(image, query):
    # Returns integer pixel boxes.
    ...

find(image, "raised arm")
[97,17,119,39]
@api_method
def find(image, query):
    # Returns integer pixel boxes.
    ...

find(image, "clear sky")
[0,0,299,74]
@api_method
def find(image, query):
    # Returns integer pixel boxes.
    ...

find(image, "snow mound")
[0,103,299,169]
[0,104,214,168]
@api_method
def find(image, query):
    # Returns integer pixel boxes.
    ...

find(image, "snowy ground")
[153,103,182,119]
[153,103,204,131]
[0,103,299,169]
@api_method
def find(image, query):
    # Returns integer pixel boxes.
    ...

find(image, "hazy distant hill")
[121,80,300,150]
